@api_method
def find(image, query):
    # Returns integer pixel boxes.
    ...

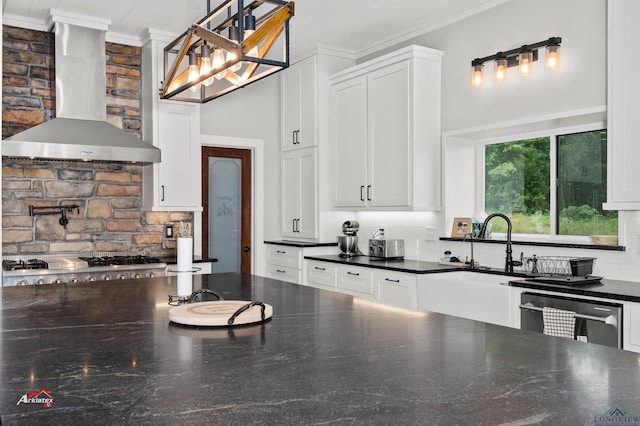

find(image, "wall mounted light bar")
[471,36,561,87]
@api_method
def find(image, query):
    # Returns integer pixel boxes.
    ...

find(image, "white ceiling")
[2,0,509,59]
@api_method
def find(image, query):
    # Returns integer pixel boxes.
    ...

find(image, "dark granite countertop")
[304,254,536,276]
[305,254,465,274]
[508,277,640,303]
[264,240,336,247]
[2,274,640,424]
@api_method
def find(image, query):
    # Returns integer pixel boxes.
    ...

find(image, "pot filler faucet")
[478,213,522,274]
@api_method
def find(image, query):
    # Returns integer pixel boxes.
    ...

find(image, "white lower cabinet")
[417,272,514,327]
[265,245,303,284]
[305,260,337,292]
[336,265,374,300]
[373,270,417,309]
[623,301,640,353]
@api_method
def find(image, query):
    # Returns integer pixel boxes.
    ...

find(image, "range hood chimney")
[2,11,161,163]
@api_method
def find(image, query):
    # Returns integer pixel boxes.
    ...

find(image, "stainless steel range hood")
[2,15,161,163]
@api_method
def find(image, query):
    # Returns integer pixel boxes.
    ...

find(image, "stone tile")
[132,234,163,245]
[113,210,140,219]
[35,216,65,240]
[107,221,143,232]
[24,168,56,179]
[94,171,132,183]
[96,184,141,197]
[2,229,33,243]
[2,167,24,178]
[3,180,31,190]
[49,242,95,252]
[2,215,33,227]
[67,220,104,233]
[87,199,112,219]
[45,181,94,197]
[110,199,141,209]
[2,108,46,125]
[95,242,130,252]
[145,212,171,224]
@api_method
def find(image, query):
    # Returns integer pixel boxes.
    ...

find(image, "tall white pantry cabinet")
[279,50,354,240]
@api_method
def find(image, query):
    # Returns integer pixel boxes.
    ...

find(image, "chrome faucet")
[478,213,522,274]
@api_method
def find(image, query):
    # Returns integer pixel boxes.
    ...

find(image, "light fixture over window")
[161,0,295,103]
[470,36,561,87]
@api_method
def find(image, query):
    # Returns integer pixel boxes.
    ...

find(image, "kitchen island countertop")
[2,273,640,424]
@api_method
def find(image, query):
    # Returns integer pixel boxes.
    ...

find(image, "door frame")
[202,146,252,273]
[195,135,265,276]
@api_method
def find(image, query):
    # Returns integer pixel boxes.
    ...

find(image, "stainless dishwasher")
[520,292,622,349]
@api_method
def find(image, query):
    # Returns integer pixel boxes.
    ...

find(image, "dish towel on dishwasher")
[542,307,576,339]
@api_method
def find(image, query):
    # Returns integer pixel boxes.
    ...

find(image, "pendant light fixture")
[161,0,295,103]
[470,36,561,87]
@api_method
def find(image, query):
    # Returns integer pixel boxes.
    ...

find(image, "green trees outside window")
[484,130,617,236]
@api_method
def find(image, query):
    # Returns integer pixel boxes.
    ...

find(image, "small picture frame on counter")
[451,217,473,238]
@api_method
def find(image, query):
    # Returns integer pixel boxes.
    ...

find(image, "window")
[484,129,617,237]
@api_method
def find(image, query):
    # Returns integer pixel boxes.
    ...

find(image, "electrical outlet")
[424,226,436,241]
[165,224,174,238]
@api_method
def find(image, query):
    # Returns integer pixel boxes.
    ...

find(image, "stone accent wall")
[2,25,192,256]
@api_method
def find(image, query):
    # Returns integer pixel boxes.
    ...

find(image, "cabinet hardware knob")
[161,185,165,202]
[360,185,365,202]
[347,272,359,276]
[315,267,326,271]
[367,185,372,201]
[277,250,286,254]
[384,278,400,283]
[276,269,286,273]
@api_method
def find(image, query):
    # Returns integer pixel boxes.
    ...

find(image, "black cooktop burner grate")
[79,255,163,267]
[2,259,49,271]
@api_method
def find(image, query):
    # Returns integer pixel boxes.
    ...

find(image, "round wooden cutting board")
[168,300,273,327]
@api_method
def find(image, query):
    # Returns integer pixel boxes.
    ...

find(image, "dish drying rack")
[522,255,596,277]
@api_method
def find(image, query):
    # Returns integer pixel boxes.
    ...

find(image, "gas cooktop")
[2,253,168,286]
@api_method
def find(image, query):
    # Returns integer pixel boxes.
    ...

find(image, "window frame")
[476,122,612,244]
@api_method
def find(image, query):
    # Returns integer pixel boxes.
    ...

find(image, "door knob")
[243,246,251,252]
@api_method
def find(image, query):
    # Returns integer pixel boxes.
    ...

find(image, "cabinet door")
[337,265,374,298]
[367,61,410,207]
[281,152,301,237]
[373,270,417,309]
[607,0,640,206]
[297,148,317,238]
[306,260,337,291]
[281,57,316,151]
[331,76,368,207]
[281,148,317,239]
[623,301,640,353]
[281,65,301,150]
[157,104,199,208]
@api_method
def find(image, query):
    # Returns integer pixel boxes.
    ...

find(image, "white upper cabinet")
[281,56,317,150]
[141,31,201,211]
[605,0,640,209]
[329,45,443,211]
[331,76,368,206]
